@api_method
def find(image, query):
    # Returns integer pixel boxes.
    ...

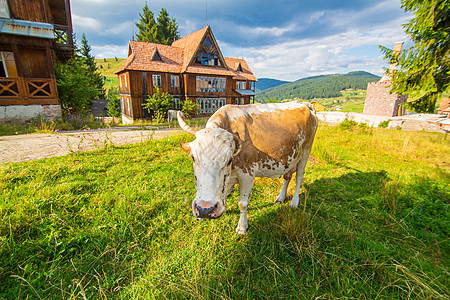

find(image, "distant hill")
[256,71,381,102]
[95,58,126,77]
[255,78,290,92]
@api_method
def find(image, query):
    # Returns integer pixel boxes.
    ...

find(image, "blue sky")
[71,0,412,81]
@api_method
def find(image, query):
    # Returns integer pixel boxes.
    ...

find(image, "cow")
[167,109,179,122]
[177,101,318,234]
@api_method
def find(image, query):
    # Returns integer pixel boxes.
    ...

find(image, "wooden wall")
[117,69,255,120]
[8,0,50,23]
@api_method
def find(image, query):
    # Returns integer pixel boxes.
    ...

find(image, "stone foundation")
[0,105,61,121]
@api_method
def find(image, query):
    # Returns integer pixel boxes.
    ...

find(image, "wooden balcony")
[0,77,58,105]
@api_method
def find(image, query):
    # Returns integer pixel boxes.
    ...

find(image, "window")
[171,75,179,88]
[195,52,220,66]
[152,74,161,87]
[235,97,244,105]
[196,76,226,93]
[173,98,181,109]
[0,0,10,18]
[236,81,246,89]
[0,51,17,77]
[196,98,226,114]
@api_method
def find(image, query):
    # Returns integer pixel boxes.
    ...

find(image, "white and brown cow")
[178,101,318,234]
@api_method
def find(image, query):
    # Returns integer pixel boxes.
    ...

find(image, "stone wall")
[0,105,61,121]
[363,81,407,117]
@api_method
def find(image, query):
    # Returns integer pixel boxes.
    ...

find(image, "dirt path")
[0,128,182,164]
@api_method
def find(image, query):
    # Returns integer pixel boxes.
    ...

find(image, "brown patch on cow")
[210,103,318,176]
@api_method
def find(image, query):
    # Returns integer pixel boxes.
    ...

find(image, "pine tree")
[135,3,179,45]
[135,3,158,43]
[380,0,449,113]
[80,33,105,99]
[156,8,179,45]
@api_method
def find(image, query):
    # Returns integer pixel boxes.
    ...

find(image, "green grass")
[0,126,448,299]
[95,58,126,78]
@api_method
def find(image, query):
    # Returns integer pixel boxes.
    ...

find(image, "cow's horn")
[177,111,197,136]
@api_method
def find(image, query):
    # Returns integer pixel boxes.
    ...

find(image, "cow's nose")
[195,203,218,218]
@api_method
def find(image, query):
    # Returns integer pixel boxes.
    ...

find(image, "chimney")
[389,42,404,71]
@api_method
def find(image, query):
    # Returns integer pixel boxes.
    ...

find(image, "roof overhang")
[0,19,54,39]
[234,89,256,96]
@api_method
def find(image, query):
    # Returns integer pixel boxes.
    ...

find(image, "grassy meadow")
[0,125,448,299]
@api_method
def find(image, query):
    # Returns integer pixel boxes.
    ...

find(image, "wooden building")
[0,0,73,121]
[115,26,257,124]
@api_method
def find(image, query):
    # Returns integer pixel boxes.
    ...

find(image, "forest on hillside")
[256,71,380,102]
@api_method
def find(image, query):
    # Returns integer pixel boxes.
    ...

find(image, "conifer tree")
[135,3,179,45]
[135,3,158,43]
[80,33,105,99]
[380,0,449,113]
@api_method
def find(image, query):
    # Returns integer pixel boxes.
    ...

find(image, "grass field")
[0,125,448,299]
[95,58,125,92]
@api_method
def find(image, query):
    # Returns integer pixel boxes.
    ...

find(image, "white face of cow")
[182,128,239,219]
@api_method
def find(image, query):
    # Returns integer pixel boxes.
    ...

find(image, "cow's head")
[178,111,241,219]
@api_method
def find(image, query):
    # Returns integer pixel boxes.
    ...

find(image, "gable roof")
[115,26,256,81]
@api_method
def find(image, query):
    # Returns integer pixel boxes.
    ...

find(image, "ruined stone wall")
[363,81,407,117]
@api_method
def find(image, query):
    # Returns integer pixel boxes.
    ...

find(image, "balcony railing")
[54,25,73,48]
[0,77,58,105]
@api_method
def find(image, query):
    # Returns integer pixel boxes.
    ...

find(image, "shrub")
[142,87,173,121]
[55,56,101,115]
[106,87,121,117]
[379,120,390,128]
[338,118,358,130]
[181,98,199,119]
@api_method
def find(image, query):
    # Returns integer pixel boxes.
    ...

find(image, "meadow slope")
[0,125,448,299]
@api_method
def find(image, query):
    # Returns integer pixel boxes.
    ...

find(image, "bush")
[106,87,121,117]
[55,56,101,115]
[338,118,358,130]
[181,98,199,119]
[378,120,390,128]
[142,87,173,121]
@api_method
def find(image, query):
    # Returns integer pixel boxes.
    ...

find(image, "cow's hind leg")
[274,169,294,203]
[290,153,310,208]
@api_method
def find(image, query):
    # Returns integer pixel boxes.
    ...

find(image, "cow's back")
[208,102,317,169]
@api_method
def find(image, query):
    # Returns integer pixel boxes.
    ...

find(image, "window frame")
[152,74,162,87]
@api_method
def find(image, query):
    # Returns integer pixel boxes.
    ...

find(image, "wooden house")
[0,0,73,121]
[310,100,326,112]
[115,26,257,124]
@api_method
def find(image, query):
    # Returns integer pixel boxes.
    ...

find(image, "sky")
[70,0,412,81]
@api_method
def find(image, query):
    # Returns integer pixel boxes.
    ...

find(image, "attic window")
[196,52,220,66]
[203,36,212,48]
[237,63,243,72]
[152,49,162,62]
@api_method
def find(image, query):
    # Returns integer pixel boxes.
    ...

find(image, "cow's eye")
[227,158,232,166]
[192,156,195,163]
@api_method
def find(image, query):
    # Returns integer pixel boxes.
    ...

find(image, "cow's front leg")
[236,176,254,234]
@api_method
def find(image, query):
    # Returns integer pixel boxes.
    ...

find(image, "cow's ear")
[180,142,191,155]
[232,133,242,156]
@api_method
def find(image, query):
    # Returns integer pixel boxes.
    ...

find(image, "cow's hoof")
[236,226,248,234]
[274,195,287,204]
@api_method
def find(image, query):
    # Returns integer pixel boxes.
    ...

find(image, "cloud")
[69,0,411,80]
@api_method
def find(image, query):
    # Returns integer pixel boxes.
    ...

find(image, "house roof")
[115,26,256,81]
[437,98,450,113]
